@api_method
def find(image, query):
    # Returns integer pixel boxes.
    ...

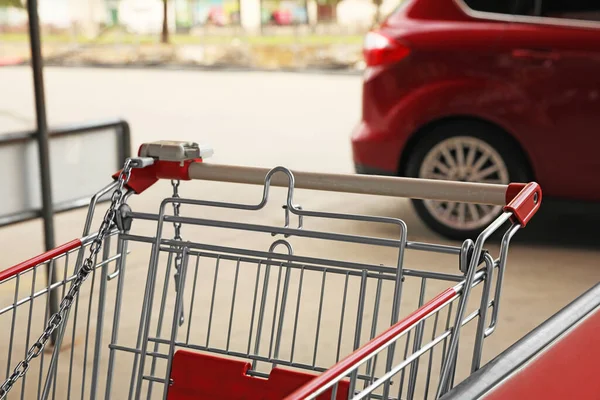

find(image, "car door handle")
[512,49,561,61]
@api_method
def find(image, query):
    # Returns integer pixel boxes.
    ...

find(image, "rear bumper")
[351,121,403,175]
[354,164,396,176]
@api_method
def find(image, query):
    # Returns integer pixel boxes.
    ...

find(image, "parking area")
[1,67,599,398]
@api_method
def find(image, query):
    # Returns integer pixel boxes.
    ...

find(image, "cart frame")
[0,142,541,400]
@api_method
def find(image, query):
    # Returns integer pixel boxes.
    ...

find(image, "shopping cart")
[0,141,541,400]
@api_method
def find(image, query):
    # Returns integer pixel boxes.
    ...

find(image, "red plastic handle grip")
[112,158,203,195]
[504,182,542,227]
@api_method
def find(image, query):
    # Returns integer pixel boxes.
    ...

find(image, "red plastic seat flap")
[167,350,349,400]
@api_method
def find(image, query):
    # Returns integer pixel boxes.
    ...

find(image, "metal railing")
[0,119,131,228]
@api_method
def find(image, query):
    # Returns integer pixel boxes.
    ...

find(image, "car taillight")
[363,31,410,67]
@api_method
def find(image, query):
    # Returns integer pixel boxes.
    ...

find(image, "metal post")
[27,0,59,342]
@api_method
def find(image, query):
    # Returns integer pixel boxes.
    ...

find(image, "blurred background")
[0,0,385,70]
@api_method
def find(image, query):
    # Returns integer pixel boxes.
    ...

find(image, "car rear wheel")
[405,121,530,240]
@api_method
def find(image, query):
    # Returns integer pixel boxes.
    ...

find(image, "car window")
[463,0,517,14]
[541,0,600,22]
[463,0,543,16]
[511,0,540,16]
[460,0,600,25]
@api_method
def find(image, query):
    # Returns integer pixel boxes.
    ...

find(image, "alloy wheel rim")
[419,136,510,231]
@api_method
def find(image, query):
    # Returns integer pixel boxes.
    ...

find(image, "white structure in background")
[0,7,27,27]
[0,0,396,35]
[0,0,176,36]
[119,0,176,34]
[337,0,400,28]
[307,0,318,26]
[240,0,261,33]
[38,0,79,30]
[0,0,106,36]
[337,0,375,28]
[65,0,106,36]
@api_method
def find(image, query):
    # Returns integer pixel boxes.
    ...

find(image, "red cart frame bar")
[284,286,461,399]
[0,239,82,282]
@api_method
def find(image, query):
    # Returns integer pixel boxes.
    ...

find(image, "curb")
[11,60,365,75]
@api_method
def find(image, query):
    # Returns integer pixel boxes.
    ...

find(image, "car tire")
[404,120,531,240]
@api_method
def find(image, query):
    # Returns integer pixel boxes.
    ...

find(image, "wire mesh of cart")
[0,141,542,400]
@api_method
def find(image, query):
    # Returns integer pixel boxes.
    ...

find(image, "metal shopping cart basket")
[0,141,542,400]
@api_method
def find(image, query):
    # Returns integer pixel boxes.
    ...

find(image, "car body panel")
[352,0,600,202]
[495,22,600,200]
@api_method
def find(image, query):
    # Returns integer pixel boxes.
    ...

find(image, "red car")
[352,0,600,239]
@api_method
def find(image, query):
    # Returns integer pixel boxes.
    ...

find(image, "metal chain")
[172,180,182,242]
[0,160,134,400]
[171,180,185,326]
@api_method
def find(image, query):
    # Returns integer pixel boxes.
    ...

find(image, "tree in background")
[373,0,382,25]
[0,0,23,7]
[162,0,169,43]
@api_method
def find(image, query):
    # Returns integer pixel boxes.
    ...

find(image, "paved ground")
[0,67,598,399]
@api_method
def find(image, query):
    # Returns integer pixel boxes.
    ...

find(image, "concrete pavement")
[0,67,598,398]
